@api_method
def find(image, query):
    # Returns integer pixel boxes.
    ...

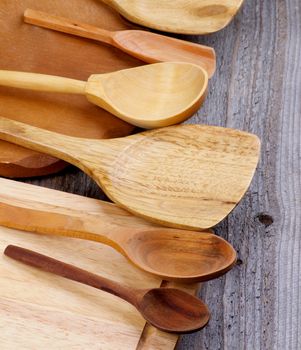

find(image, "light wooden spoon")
[24,9,216,78]
[4,245,210,333]
[0,117,260,230]
[0,63,208,129]
[0,178,237,282]
[100,0,244,34]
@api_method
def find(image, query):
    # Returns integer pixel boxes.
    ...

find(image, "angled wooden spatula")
[0,117,260,230]
[99,0,244,34]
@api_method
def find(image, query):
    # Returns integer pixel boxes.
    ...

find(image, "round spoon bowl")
[106,0,244,34]
[87,62,208,128]
[139,288,210,333]
[123,230,237,282]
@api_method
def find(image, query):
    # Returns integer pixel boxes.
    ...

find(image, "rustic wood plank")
[20,0,301,348]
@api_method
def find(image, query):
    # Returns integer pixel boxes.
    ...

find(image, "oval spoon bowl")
[140,288,210,333]
[86,62,208,128]
[122,229,237,282]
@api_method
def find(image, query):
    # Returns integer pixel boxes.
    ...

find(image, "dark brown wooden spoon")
[4,245,210,333]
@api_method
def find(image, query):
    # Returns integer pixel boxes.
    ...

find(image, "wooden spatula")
[24,9,216,77]
[0,117,260,230]
[99,0,244,34]
[0,63,208,129]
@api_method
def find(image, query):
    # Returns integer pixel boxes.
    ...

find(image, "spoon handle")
[0,178,156,251]
[0,116,102,170]
[4,245,140,306]
[24,9,115,45]
[0,70,86,94]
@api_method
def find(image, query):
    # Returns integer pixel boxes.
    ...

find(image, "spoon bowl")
[139,288,210,333]
[87,62,207,128]
[102,0,244,34]
[113,30,216,77]
[123,229,236,282]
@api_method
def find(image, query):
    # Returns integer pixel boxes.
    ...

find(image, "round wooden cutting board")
[0,0,144,178]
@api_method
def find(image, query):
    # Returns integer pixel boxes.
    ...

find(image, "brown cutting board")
[0,182,198,349]
[0,0,144,178]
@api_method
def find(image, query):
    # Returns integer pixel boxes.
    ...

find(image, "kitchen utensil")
[100,0,244,34]
[24,9,216,77]
[0,117,260,230]
[0,64,208,128]
[4,245,210,333]
[0,178,236,282]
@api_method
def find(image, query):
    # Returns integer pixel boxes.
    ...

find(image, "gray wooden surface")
[23,0,301,349]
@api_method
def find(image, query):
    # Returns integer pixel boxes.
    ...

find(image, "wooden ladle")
[0,118,261,230]
[0,178,237,282]
[24,9,216,78]
[4,245,210,333]
[99,0,244,34]
[0,63,208,128]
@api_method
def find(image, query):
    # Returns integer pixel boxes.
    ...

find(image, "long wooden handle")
[0,70,86,94]
[4,245,139,306]
[0,116,92,167]
[0,178,159,232]
[0,178,158,252]
[24,9,115,45]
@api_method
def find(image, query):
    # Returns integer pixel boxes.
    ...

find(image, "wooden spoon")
[0,117,260,230]
[24,9,216,78]
[100,0,244,35]
[0,63,208,129]
[0,178,237,282]
[4,245,210,333]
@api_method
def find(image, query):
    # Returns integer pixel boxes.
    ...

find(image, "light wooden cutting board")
[0,184,198,349]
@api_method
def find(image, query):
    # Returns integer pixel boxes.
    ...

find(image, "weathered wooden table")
[23,0,301,348]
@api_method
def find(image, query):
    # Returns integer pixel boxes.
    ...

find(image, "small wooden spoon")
[0,63,208,129]
[100,0,244,34]
[4,245,210,333]
[0,117,260,230]
[24,9,216,78]
[0,178,237,282]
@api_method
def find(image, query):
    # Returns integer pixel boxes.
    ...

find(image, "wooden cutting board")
[0,0,144,178]
[0,181,198,349]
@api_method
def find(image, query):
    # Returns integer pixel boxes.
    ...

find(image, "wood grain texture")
[0,63,208,128]
[0,0,140,178]
[20,0,301,349]
[0,224,176,349]
[24,9,216,77]
[101,0,244,34]
[0,119,260,230]
[0,179,236,282]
